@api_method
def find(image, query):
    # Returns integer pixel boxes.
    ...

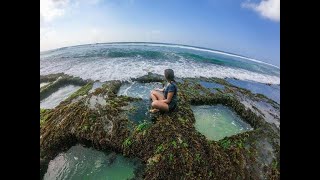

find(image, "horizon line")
[40,41,280,69]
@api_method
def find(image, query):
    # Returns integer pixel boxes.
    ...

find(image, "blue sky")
[40,0,280,66]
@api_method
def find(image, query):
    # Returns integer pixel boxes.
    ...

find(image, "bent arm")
[162,92,174,104]
[155,88,164,92]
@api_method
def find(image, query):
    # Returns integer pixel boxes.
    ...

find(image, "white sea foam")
[41,56,280,84]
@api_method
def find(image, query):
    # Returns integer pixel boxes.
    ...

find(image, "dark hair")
[164,69,175,82]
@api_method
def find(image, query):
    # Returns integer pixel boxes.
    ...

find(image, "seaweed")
[40,74,280,180]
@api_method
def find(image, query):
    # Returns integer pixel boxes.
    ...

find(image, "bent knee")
[151,101,161,108]
[151,101,156,107]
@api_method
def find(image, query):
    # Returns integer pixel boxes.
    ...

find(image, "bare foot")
[149,109,160,113]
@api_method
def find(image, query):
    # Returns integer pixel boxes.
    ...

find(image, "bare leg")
[151,100,169,112]
[150,93,157,102]
[150,90,165,102]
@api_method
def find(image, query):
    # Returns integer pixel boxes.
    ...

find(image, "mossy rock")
[40,75,280,180]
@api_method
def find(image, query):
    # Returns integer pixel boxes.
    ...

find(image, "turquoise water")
[40,85,81,109]
[191,105,252,141]
[117,82,163,124]
[117,82,163,100]
[43,145,143,180]
[40,42,280,84]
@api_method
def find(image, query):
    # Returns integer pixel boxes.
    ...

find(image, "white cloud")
[40,0,70,46]
[40,0,70,23]
[40,0,103,48]
[242,0,280,22]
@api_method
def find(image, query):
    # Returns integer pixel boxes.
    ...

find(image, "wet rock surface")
[40,73,280,179]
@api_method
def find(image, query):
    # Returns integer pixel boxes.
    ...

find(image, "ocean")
[40,42,280,85]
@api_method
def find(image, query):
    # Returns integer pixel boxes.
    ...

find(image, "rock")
[40,75,280,180]
[131,72,164,83]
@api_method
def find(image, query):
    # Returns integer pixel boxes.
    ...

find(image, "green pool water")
[191,105,252,141]
[43,145,143,180]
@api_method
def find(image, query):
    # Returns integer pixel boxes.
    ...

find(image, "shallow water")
[226,78,280,104]
[117,82,163,100]
[40,85,81,109]
[191,105,252,141]
[240,98,280,128]
[89,81,105,93]
[199,81,224,93]
[44,145,141,180]
[127,100,152,124]
[199,81,225,89]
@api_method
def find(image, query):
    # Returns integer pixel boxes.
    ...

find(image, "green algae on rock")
[40,74,280,180]
[40,73,90,101]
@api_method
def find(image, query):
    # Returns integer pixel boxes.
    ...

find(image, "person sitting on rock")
[149,69,178,113]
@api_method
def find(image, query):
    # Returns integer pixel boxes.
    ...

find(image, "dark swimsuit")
[163,82,178,111]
